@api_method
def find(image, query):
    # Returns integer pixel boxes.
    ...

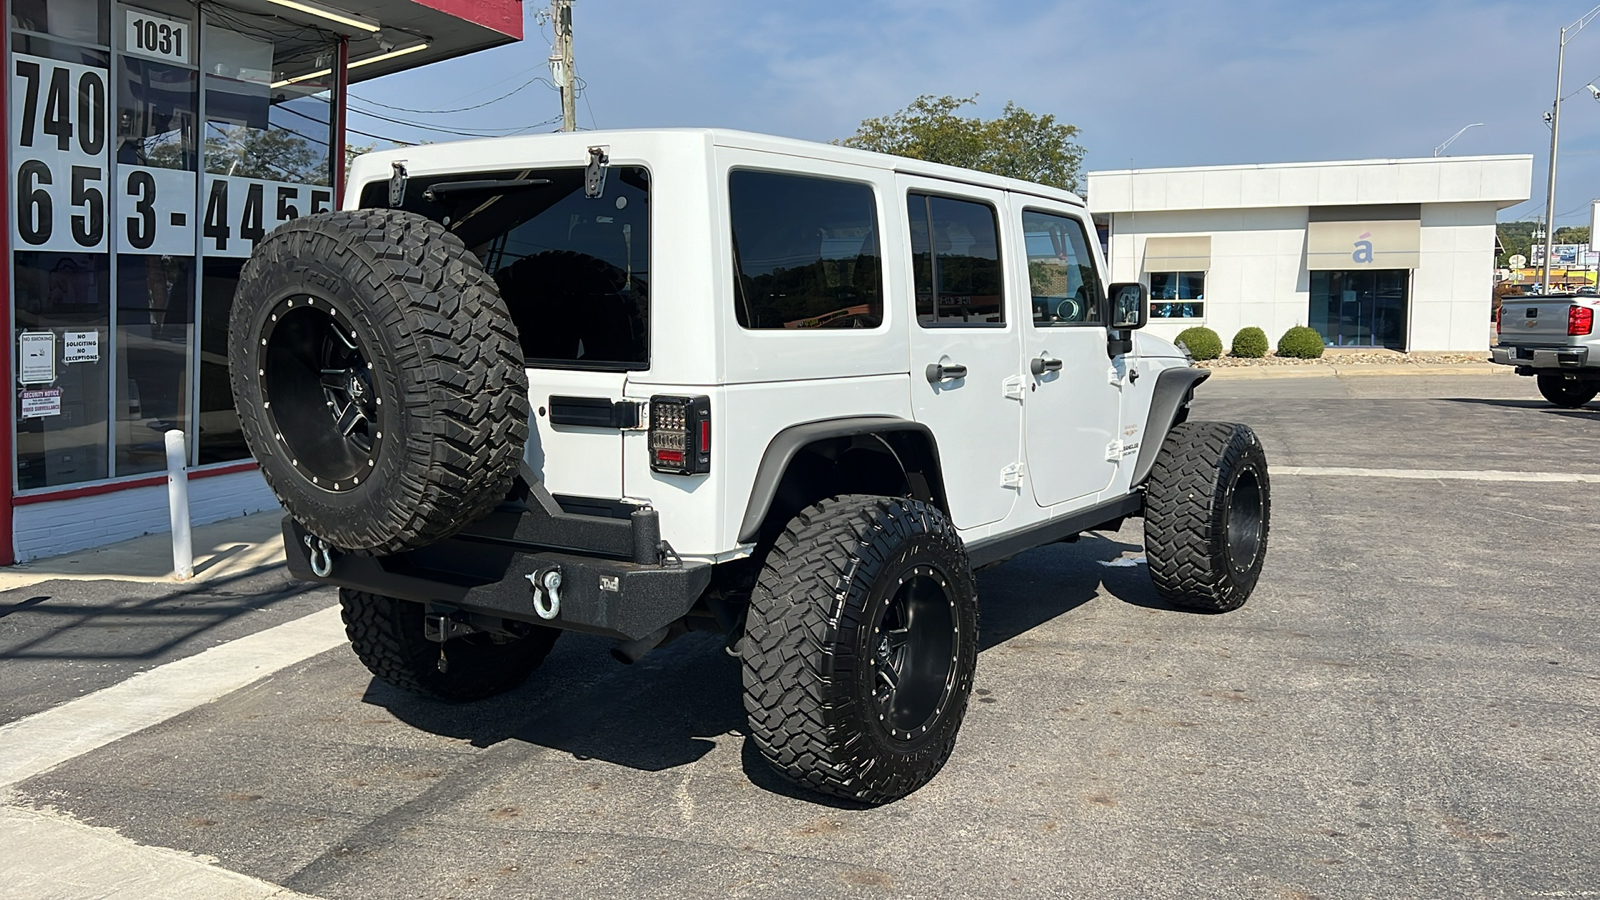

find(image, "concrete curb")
[1201,362,1511,380]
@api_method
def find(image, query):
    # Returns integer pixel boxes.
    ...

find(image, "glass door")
[1310,269,1409,350]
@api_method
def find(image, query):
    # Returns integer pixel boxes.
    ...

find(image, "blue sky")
[351,1,1600,227]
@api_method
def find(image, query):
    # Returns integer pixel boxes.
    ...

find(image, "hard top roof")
[351,128,1086,207]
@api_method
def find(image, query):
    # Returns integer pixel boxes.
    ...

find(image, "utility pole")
[1542,4,1600,293]
[549,0,576,132]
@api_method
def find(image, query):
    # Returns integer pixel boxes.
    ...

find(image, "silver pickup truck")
[1492,293,1600,408]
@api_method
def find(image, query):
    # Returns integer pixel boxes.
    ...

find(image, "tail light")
[1570,306,1594,336]
[649,395,711,474]
[1496,304,1503,331]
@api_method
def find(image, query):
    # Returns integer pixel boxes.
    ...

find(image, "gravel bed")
[1196,351,1489,368]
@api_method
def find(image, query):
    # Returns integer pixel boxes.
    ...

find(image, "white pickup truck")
[1492,293,1600,408]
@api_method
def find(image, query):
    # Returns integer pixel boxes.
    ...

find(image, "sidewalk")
[0,509,287,593]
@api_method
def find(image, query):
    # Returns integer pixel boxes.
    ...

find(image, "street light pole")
[1434,123,1483,158]
[1543,4,1600,293]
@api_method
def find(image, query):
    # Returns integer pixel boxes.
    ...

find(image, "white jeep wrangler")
[228,129,1270,804]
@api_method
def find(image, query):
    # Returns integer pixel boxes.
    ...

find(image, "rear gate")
[1504,300,1579,342]
[527,371,631,502]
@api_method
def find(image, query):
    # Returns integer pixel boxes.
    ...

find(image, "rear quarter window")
[728,170,883,330]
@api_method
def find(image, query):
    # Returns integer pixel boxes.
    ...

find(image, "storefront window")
[13,253,111,489]
[1149,271,1205,319]
[12,0,109,46]
[10,0,343,487]
[114,255,192,475]
[195,11,337,464]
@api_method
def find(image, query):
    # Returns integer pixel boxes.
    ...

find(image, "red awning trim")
[411,0,522,38]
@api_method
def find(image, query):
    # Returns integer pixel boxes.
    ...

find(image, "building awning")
[1143,235,1211,272]
[1307,218,1420,270]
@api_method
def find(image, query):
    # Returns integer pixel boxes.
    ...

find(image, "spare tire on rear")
[228,209,529,556]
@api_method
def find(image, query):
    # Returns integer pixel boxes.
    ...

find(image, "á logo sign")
[1352,232,1374,264]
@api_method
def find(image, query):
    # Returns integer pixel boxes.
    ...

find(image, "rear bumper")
[284,516,712,641]
[1491,345,1590,370]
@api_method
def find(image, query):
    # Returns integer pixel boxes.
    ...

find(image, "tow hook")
[303,535,335,577]
[528,566,563,620]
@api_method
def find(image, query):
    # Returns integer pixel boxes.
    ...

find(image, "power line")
[349,74,554,115]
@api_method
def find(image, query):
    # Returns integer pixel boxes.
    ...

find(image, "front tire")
[340,590,559,703]
[1535,372,1598,409]
[1144,422,1270,612]
[742,495,978,804]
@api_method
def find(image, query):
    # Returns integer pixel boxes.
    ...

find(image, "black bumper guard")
[283,468,712,641]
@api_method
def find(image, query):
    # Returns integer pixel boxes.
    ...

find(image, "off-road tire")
[1535,372,1598,408]
[340,590,558,702]
[1144,422,1270,612]
[228,209,528,556]
[742,495,978,804]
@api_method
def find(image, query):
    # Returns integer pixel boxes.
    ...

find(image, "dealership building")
[3,0,523,562]
[1087,155,1533,353]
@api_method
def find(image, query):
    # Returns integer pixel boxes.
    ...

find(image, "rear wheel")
[742,495,978,804]
[1144,422,1270,612]
[340,590,559,703]
[1535,372,1598,408]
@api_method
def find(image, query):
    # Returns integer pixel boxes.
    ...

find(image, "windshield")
[361,165,650,371]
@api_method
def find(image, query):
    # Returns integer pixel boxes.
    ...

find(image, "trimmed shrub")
[1175,326,1223,360]
[1277,325,1325,359]
[1230,327,1269,359]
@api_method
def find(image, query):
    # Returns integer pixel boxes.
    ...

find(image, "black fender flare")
[1129,366,1211,489]
[737,416,944,544]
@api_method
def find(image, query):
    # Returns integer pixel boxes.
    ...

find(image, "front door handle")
[926,362,968,383]
[1029,356,1063,375]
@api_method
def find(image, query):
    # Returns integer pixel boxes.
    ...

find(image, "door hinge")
[1002,375,1025,401]
[1001,462,1025,488]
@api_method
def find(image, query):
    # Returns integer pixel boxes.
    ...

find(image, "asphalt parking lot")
[2,371,1597,899]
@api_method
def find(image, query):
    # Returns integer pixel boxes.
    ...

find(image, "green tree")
[1554,225,1591,245]
[839,94,1085,193]
[1496,220,1536,267]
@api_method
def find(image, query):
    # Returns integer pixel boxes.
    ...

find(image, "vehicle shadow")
[366,531,1168,805]
[0,571,322,663]
[1442,397,1597,416]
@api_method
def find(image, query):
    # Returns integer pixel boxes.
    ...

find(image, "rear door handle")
[926,363,968,383]
[1030,356,1063,375]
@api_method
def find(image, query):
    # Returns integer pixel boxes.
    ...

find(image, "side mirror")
[1107,282,1148,330]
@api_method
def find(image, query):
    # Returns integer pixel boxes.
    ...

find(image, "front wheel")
[742,495,978,804]
[1144,422,1271,612]
[1536,372,1598,409]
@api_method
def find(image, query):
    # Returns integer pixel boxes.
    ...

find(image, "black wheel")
[742,495,978,804]
[1144,422,1270,613]
[1536,372,1598,408]
[228,209,528,556]
[339,589,559,702]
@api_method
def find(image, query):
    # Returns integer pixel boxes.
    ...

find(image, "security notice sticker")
[19,332,55,384]
[20,387,62,418]
[63,331,99,363]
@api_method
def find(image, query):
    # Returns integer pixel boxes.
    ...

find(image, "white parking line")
[1276,466,1600,484]
[0,603,348,789]
[0,604,345,900]
[0,805,320,900]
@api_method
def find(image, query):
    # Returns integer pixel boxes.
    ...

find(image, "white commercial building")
[1087,155,1533,353]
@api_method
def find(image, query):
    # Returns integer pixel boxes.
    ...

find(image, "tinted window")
[1023,210,1101,326]
[729,171,882,330]
[908,194,1004,326]
[365,166,650,370]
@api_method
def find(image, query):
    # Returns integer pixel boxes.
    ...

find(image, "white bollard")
[165,430,193,581]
